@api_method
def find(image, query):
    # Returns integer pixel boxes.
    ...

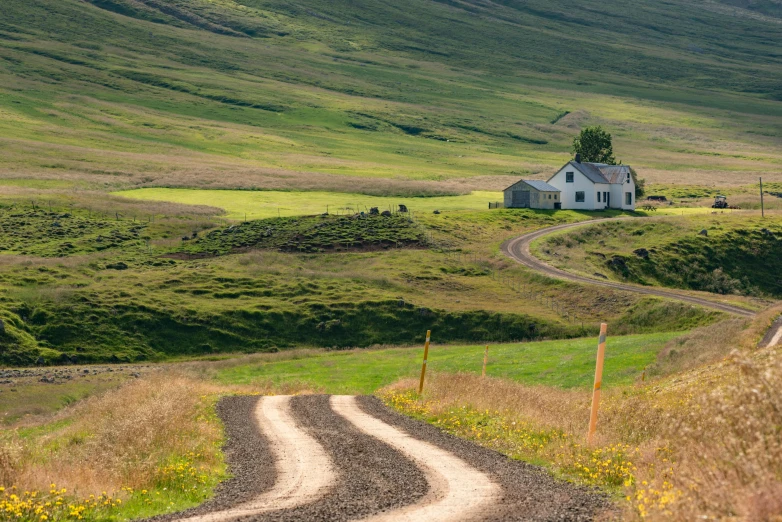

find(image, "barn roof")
[523,180,560,192]
[503,179,560,192]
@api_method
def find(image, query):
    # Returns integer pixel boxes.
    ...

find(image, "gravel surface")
[759,315,782,347]
[332,394,500,522]
[0,364,153,385]
[357,396,613,521]
[242,394,428,521]
[152,395,611,522]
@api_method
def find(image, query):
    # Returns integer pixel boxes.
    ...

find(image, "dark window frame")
[625,192,632,205]
[575,191,585,203]
[566,172,575,183]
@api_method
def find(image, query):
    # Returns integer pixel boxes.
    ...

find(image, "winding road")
[159,395,609,522]
[153,219,779,522]
[500,218,756,318]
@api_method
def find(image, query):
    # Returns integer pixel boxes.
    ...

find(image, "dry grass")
[0,186,224,218]
[383,306,782,520]
[649,318,751,377]
[0,164,494,198]
[0,369,315,497]
[1,374,220,494]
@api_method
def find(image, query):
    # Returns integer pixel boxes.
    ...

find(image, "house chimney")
[575,153,581,163]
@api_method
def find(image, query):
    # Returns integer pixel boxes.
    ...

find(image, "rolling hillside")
[0,0,780,195]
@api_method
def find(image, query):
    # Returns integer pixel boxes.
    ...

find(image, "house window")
[597,192,601,203]
[625,192,632,205]
[566,172,574,183]
[554,194,558,200]
[548,194,552,199]
[627,173,631,183]
[576,191,585,203]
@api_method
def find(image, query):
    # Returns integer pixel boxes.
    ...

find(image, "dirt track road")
[500,219,756,318]
[760,315,782,348]
[160,395,609,522]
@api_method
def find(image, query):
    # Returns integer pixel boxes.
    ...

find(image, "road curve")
[331,395,500,522]
[501,219,756,317]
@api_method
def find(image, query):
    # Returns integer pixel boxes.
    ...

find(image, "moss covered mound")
[181,214,426,255]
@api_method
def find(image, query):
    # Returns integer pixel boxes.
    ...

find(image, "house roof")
[547,161,631,185]
[598,165,631,184]
[503,179,561,192]
[571,161,610,184]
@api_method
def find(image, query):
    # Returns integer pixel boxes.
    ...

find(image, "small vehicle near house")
[712,195,740,209]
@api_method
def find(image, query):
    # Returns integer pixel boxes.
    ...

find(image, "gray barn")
[503,180,561,209]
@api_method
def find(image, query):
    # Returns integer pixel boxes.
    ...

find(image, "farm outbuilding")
[503,180,561,209]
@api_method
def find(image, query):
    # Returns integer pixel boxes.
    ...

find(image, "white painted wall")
[548,166,599,210]
[609,172,636,210]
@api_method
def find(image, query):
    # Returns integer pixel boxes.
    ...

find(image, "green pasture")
[115,188,504,219]
[217,331,682,394]
[535,214,782,298]
[1,0,781,193]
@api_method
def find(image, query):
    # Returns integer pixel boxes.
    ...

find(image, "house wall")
[593,183,611,209]
[535,191,558,209]
[609,173,636,210]
[548,166,599,210]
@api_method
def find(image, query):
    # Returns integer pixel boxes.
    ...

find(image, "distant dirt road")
[162,395,610,522]
[500,219,756,318]
[760,315,782,348]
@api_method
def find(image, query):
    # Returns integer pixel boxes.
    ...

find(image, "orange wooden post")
[587,323,607,445]
[482,345,489,378]
[418,330,431,394]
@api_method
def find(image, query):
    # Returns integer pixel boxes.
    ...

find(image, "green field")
[1,0,781,199]
[534,214,782,298]
[116,189,503,219]
[217,331,682,393]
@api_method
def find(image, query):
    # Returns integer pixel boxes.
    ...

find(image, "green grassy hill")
[1,0,780,195]
[536,215,782,297]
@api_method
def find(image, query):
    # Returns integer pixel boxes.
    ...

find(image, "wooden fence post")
[418,330,432,394]
[587,323,607,445]
[482,344,489,378]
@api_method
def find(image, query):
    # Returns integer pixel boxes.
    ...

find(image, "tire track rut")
[332,395,500,522]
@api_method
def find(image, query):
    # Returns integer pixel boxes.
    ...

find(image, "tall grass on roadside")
[0,374,226,520]
[382,306,782,520]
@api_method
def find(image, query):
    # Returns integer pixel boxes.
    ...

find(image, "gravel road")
[501,219,756,317]
[161,395,610,522]
[759,315,782,347]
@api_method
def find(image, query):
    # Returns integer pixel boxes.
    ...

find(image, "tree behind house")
[573,126,616,165]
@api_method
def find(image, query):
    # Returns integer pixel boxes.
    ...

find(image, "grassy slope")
[0,192,725,365]
[535,213,782,297]
[0,0,780,195]
[216,331,681,393]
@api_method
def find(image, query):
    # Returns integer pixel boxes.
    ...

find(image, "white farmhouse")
[546,155,636,211]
